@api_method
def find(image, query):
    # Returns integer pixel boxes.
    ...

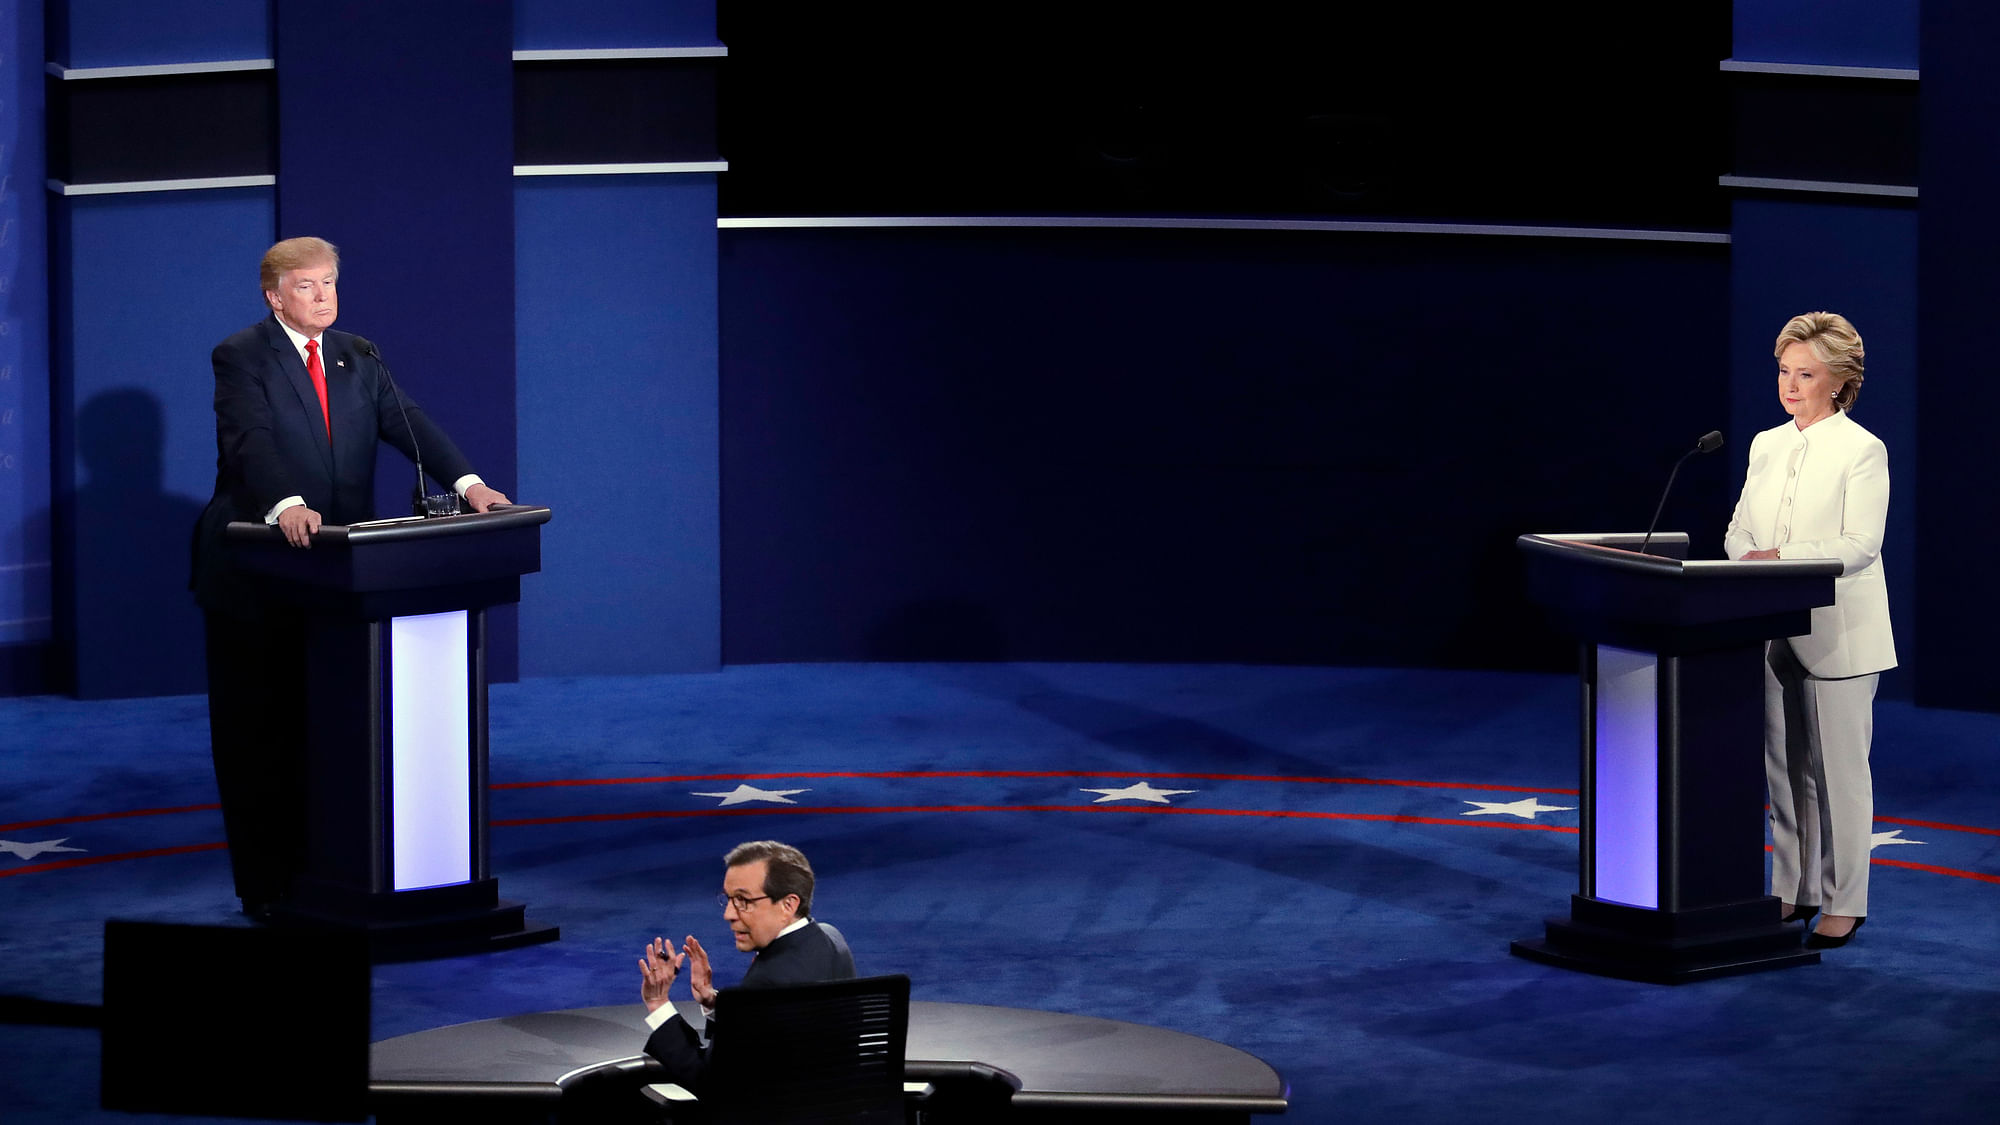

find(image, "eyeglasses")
[717,893,772,912]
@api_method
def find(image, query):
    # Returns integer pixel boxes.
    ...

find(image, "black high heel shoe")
[1780,904,1819,925]
[1805,915,1866,949]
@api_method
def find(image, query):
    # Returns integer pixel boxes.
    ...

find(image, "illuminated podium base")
[227,508,559,962]
[1513,896,1816,984]
[284,877,557,964]
[1510,532,1840,985]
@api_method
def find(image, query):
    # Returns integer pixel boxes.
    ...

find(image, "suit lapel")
[264,317,334,476]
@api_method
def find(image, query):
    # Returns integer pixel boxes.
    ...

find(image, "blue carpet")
[2,663,1997,1123]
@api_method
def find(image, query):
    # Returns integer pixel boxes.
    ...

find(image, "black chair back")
[703,973,910,1125]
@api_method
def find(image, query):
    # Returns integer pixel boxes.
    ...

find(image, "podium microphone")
[1638,430,1724,556]
[350,337,433,516]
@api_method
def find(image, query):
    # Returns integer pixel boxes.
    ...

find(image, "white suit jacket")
[1723,410,1896,678]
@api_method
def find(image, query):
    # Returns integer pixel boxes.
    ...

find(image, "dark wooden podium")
[225,505,557,961]
[1511,531,1840,983]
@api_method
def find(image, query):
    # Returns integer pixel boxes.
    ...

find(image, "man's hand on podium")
[465,483,511,512]
[277,504,322,548]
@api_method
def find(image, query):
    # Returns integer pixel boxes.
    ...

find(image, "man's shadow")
[32,388,209,698]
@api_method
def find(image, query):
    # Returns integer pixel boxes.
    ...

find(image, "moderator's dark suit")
[193,315,478,905]
[643,921,858,1092]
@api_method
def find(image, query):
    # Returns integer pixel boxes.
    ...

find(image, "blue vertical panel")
[1728,197,1917,698]
[53,188,274,698]
[1917,1,2000,712]
[513,1,719,49]
[514,176,719,675]
[1,0,52,689]
[274,1,519,679]
[51,0,269,67]
[1732,0,1918,69]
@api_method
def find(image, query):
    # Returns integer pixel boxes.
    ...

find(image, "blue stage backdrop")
[515,176,720,676]
[47,0,267,67]
[514,0,719,49]
[1,0,52,692]
[51,191,273,698]
[1733,0,1918,68]
[273,1,520,680]
[1918,1,2000,713]
[717,225,1731,671]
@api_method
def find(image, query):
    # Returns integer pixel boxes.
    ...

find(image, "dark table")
[371,1000,1288,1122]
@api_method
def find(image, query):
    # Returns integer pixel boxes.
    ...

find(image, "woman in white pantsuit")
[1724,311,1895,949]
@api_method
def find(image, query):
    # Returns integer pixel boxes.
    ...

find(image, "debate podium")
[1511,531,1840,982]
[224,505,557,961]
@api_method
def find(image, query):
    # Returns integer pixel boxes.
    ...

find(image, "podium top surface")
[1517,531,1839,653]
[1518,532,1841,581]
[223,506,551,607]
[225,504,552,548]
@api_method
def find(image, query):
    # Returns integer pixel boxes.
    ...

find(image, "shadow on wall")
[50,388,208,698]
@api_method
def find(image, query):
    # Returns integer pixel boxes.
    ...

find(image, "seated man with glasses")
[637,839,857,1089]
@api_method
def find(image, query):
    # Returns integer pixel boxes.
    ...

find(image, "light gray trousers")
[1764,639,1879,917]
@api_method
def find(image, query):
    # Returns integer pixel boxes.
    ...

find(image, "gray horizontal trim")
[513,46,727,61]
[48,174,276,197]
[514,161,728,177]
[1718,174,1918,199]
[716,215,1731,245]
[1720,58,1918,82]
[47,58,274,80]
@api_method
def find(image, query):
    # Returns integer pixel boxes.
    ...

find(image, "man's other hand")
[683,935,717,1007]
[464,483,511,512]
[639,936,684,1013]
[277,504,322,548]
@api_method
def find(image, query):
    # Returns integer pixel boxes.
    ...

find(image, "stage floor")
[5,663,1998,1124]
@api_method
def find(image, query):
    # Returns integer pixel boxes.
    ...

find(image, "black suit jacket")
[642,921,857,1091]
[191,315,477,615]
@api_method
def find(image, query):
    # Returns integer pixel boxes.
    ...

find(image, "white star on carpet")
[1871,828,1925,848]
[1080,782,1197,804]
[1462,797,1575,819]
[0,838,88,861]
[690,784,811,807]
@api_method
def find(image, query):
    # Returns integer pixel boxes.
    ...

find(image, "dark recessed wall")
[718,2,1730,228]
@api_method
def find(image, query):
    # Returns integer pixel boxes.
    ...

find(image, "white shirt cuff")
[453,474,483,497]
[264,496,305,523]
[644,1004,676,1031]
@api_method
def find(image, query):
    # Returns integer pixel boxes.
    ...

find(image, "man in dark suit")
[192,236,509,917]
[639,840,857,1090]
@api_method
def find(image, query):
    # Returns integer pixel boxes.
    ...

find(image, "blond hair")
[260,237,340,294]
[1775,311,1865,412]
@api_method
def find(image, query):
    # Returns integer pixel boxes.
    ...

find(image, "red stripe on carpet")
[491,770,1579,795]
[0,804,221,833]
[0,842,228,878]
[492,803,1581,832]
[1875,815,2000,838]
[1870,856,2000,884]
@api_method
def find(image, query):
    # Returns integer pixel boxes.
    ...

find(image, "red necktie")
[305,338,331,441]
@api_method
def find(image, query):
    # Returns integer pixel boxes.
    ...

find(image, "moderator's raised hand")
[683,935,717,1006]
[638,936,684,1013]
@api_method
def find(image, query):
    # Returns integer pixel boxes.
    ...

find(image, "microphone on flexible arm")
[349,336,435,517]
[1638,430,1724,556]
